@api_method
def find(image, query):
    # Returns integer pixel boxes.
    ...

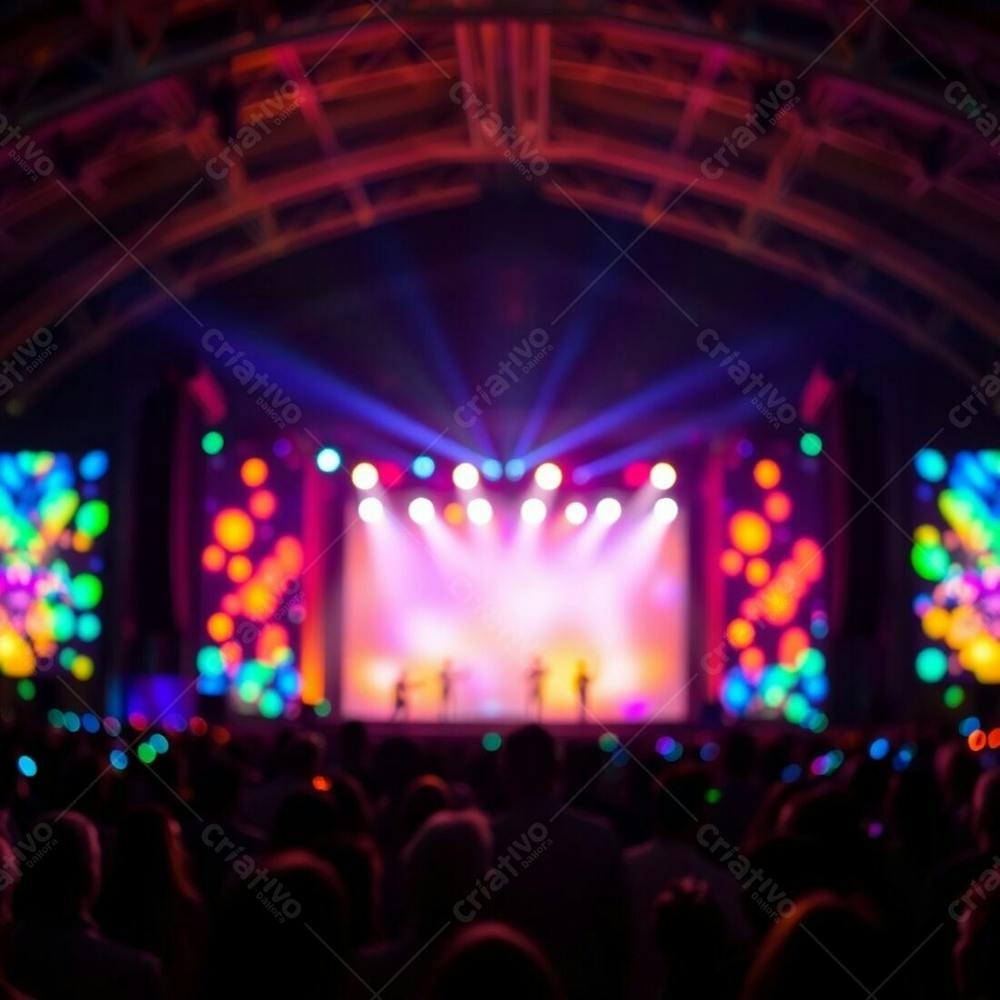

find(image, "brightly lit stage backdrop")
[191,435,835,726]
[0,450,109,689]
[912,449,1000,713]
[341,461,687,723]
[717,437,830,731]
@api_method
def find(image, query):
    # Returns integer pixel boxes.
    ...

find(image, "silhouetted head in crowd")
[373,736,423,798]
[203,850,347,1000]
[722,729,758,780]
[338,720,370,775]
[403,809,492,937]
[0,838,15,935]
[652,763,708,839]
[741,893,892,1000]
[272,788,341,851]
[954,879,1000,1000]
[654,878,727,998]
[328,772,374,835]
[424,922,563,1000]
[399,775,453,847]
[972,767,1000,851]
[16,812,98,923]
[935,740,980,817]
[193,756,244,820]
[273,731,323,781]
[503,725,557,801]
[104,804,194,900]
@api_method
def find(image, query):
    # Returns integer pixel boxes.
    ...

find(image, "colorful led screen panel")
[718,444,829,729]
[913,449,1000,686]
[342,492,688,722]
[198,442,306,718]
[0,450,109,682]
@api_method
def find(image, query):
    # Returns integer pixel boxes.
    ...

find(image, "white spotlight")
[358,497,384,523]
[534,462,563,491]
[467,497,493,525]
[453,462,480,490]
[595,497,622,524]
[352,462,379,490]
[564,501,588,525]
[408,497,435,525]
[654,497,679,524]
[521,497,548,525]
[650,462,677,490]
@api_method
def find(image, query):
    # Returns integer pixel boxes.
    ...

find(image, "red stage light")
[623,462,650,488]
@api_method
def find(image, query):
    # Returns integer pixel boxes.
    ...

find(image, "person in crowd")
[98,804,206,998]
[202,849,349,999]
[624,763,747,999]
[10,812,162,999]
[357,809,492,999]
[490,725,626,1000]
[423,921,564,1000]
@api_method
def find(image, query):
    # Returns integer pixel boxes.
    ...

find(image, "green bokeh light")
[201,431,224,455]
[800,432,823,457]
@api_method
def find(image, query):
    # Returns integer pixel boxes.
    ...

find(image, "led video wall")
[913,449,1000,693]
[198,436,306,718]
[718,439,829,730]
[0,450,109,684]
[341,471,687,722]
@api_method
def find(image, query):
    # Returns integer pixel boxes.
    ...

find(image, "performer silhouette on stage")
[438,659,467,721]
[575,659,592,723]
[525,656,548,719]
[391,669,419,721]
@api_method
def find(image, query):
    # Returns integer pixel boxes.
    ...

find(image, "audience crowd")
[0,714,998,999]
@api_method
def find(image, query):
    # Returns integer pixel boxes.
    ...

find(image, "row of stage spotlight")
[356,494,680,526]
[315,452,679,494]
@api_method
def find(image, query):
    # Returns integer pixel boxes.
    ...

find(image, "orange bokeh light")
[745,557,771,586]
[221,641,243,666]
[753,459,781,490]
[969,729,987,752]
[764,491,792,522]
[227,555,253,583]
[241,458,269,488]
[249,489,277,520]
[214,509,255,552]
[275,536,304,576]
[222,593,241,615]
[726,618,756,649]
[207,612,235,642]
[720,549,744,576]
[778,626,810,668]
[202,544,226,572]
[444,502,465,526]
[243,581,276,620]
[740,646,765,670]
[792,538,824,581]
[989,729,1000,750]
[729,511,771,556]
[257,623,290,660]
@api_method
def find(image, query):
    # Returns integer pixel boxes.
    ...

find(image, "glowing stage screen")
[342,493,688,722]
[913,449,1000,689]
[0,450,109,684]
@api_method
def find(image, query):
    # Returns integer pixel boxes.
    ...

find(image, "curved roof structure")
[1,0,998,404]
